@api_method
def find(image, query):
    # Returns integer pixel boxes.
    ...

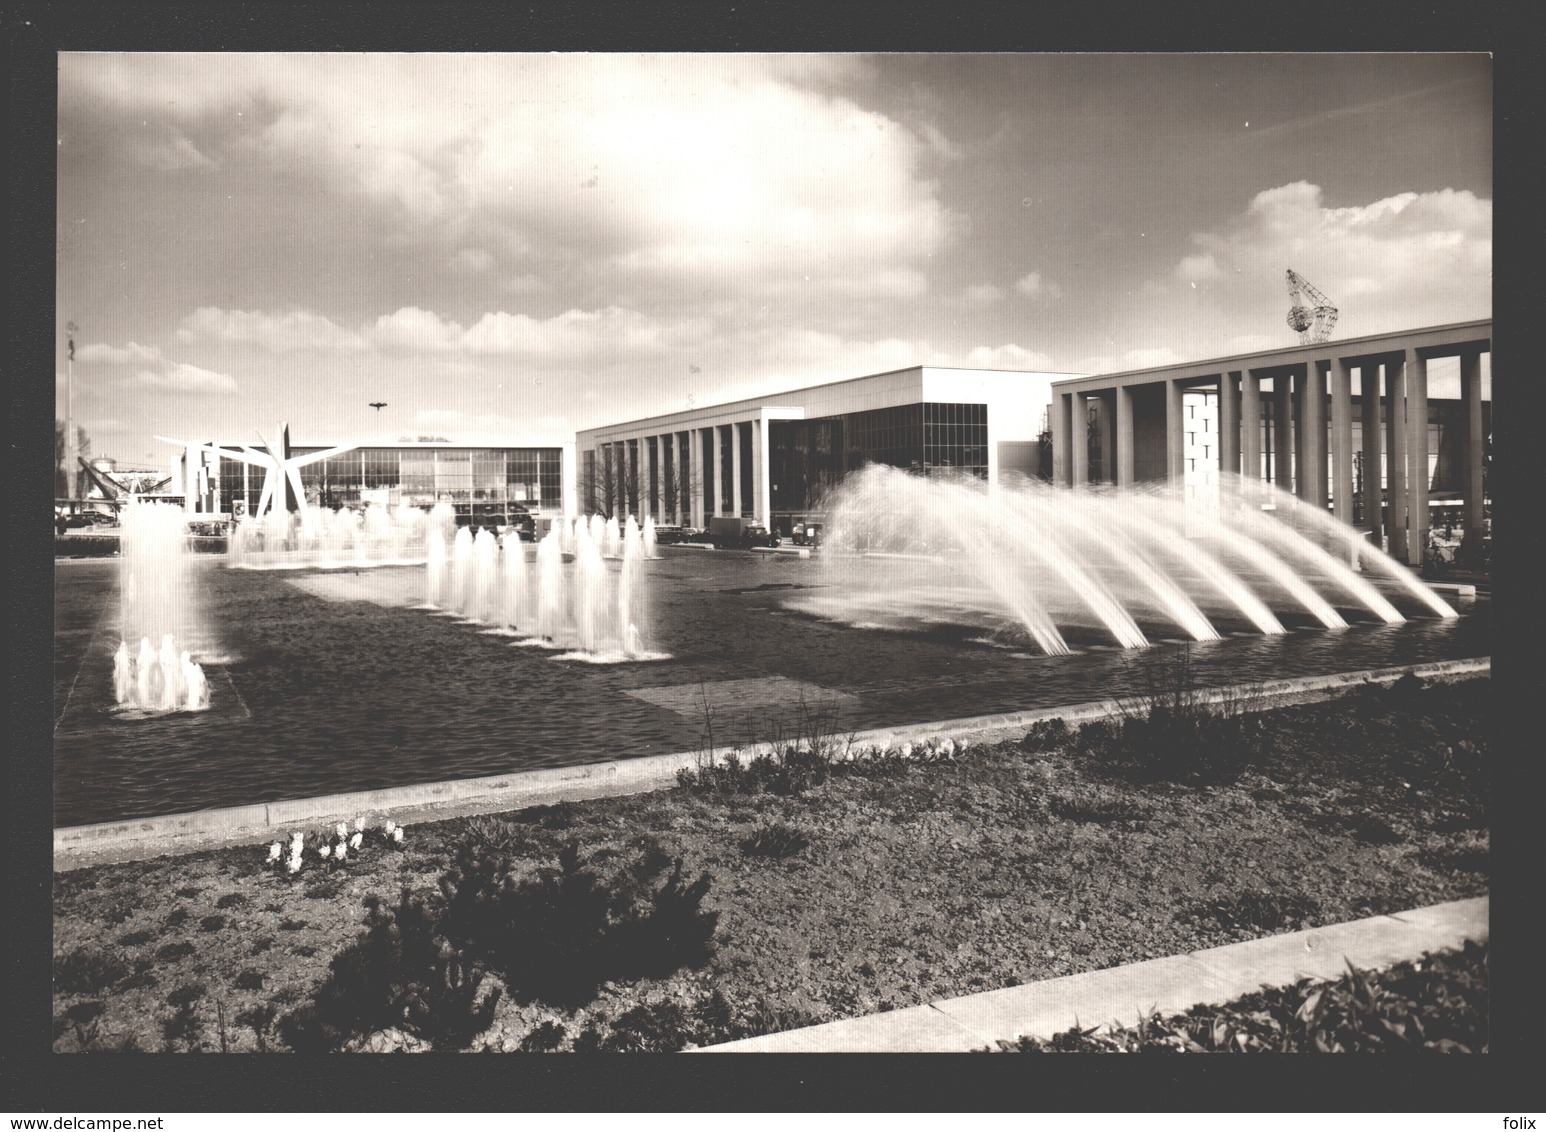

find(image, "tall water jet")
[448,526,474,613]
[114,502,213,712]
[499,530,530,631]
[619,516,648,657]
[603,516,623,559]
[424,529,448,607]
[802,464,1456,656]
[536,527,566,641]
[643,515,659,560]
[467,528,499,621]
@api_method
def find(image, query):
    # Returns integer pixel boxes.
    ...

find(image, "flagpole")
[65,321,78,500]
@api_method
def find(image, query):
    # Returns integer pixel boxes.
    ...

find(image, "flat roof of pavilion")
[1052,318,1492,395]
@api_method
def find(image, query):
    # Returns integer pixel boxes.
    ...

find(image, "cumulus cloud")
[177,307,369,352]
[60,54,957,297]
[450,248,493,274]
[961,284,1004,308]
[78,341,163,365]
[1121,347,1182,369]
[134,361,238,394]
[965,343,1056,370]
[1014,271,1063,300]
[76,338,239,394]
[1171,181,1490,334]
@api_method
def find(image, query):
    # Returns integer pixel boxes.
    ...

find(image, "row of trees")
[583,447,704,523]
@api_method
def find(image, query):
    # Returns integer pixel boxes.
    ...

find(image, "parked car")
[650,524,688,545]
[791,520,823,547]
[61,510,118,530]
[709,517,780,550]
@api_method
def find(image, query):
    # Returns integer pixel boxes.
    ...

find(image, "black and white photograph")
[16,25,1521,1110]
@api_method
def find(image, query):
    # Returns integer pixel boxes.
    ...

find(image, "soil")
[52,677,1489,1053]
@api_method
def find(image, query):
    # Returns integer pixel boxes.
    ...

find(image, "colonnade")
[1050,322,1491,567]
[588,415,771,528]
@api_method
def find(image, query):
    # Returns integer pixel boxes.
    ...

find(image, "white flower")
[900,742,914,759]
[291,830,304,845]
[939,738,955,756]
[318,843,331,859]
[350,832,363,850]
[335,843,348,862]
[335,822,349,840]
[286,856,302,875]
[383,819,396,836]
[268,843,282,862]
[354,817,365,834]
[392,826,405,844]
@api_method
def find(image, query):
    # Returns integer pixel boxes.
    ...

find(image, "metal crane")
[1285,268,1338,344]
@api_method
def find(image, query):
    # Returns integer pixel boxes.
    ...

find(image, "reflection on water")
[53,553,1488,827]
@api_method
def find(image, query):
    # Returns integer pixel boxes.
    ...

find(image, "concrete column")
[1405,347,1429,566]
[711,424,724,517]
[644,436,657,520]
[1359,364,1383,545]
[1115,384,1135,487]
[1385,356,1409,562]
[1330,358,1354,525]
[661,434,673,522]
[1459,349,1486,553]
[1095,393,1115,483]
[755,415,770,527]
[680,433,698,531]
[731,422,744,517]
[1272,373,1294,493]
[1302,362,1327,510]
[1218,371,1241,482]
[1241,371,1263,486]
[1165,379,1186,483]
[1070,395,1089,486]
[694,429,708,528]
[1052,393,1072,487]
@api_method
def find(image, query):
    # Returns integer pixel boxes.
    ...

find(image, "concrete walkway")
[53,656,1489,871]
[692,895,1488,1052]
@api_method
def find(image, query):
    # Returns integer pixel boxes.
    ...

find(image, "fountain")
[798,465,1456,657]
[229,502,430,570]
[422,512,659,660]
[114,502,212,712]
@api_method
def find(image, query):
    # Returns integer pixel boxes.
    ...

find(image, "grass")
[50,675,1489,1053]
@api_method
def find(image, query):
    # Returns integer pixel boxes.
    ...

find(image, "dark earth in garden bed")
[52,676,1488,1052]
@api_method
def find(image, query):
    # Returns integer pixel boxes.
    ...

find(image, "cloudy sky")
[56,52,1491,466]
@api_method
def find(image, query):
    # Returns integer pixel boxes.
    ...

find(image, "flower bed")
[51,675,1488,1053]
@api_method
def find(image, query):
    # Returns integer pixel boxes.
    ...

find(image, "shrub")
[199,915,228,933]
[117,930,155,948]
[677,745,836,797]
[215,893,250,910]
[1195,890,1320,933]
[740,822,811,859]
[54,948,128,994]
[1020,718,1072,754]
[439,838,719,1007]
[517,1020,567,1052]
[278,890,501,1053]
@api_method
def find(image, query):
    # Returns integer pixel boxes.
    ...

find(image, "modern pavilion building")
[175,429,577,530]
[574,365,1070,536]
[1046,319,1493,565]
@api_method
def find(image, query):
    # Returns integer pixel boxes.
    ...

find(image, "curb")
[690,895,1489,1052]
[53,656,1489,871]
